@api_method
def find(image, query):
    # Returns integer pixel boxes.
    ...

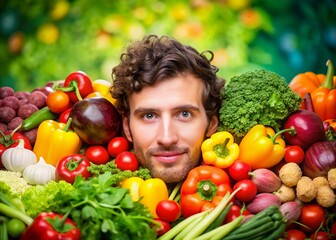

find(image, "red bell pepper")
[20,212,80,240]
[179,165,232,218]
[55,154,92,184]
[56,71,93,103]
[0,130,32,168]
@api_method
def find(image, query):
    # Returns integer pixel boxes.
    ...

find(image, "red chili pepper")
[20,212,81,240]
[55,154,92,184]
[57,71,94,103]
[179,165,232,218]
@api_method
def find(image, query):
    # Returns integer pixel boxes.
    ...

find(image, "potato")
[28,90,47,109]
[17,104,38,119]
[8,116,23,131]
[0,107,16,123]
[0,122,7,132]
[22,128,38,146]
[2,96,20,112]
[0,87,14,99]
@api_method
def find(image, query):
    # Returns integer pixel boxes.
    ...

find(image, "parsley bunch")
[53,172,157,240]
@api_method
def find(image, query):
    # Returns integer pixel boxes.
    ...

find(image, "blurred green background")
[0,0,335,92]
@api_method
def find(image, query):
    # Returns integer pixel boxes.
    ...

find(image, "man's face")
[123,74,218,183]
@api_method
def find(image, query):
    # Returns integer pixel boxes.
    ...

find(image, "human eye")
[179,110,192,119]
[142,112,156,120]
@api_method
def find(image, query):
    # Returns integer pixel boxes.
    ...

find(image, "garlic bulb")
[23,156,56,185]
[1,139,37,172]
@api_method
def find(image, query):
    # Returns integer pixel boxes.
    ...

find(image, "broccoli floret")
[218,69,302,141]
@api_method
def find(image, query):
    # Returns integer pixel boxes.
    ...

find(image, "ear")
[206,116,219,137]
[122,116,133,142]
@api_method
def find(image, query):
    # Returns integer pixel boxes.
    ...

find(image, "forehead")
[128,74,205,111]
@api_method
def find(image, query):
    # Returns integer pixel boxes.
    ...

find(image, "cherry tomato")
[233,179,257,202]
[298,204,327,234]
[107,137,130,158]
[153,218,170,236]
[156,200,181,223]
[224,205,251,223]
[285,229,307,240]
[46,90,70,113]
[84,145,110,165]
[114,151,139,171]
[284,145,305,164]
[309,231,329,240]
[228,161,251,181]
[59,108,72,123]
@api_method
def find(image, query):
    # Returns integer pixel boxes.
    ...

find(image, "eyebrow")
[133,104,201,115]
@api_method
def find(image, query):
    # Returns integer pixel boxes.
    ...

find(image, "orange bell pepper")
[311,60,336,121]
[238,125,289,170]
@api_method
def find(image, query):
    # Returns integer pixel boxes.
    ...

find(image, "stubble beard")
[133,146,201,183]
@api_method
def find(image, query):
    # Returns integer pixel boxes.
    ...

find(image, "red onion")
[302,141,336,178]
[283,110,325,150]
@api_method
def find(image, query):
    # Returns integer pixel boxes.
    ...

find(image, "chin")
[152,165,189,183]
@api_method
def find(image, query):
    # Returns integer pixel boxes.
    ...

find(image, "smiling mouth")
[153,152,184,163]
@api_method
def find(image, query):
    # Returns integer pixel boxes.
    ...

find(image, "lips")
[153,152,184,163]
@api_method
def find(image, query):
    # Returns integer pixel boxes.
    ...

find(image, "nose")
[156,117,178,147]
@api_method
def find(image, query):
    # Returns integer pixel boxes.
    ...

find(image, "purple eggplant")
[70,97,121,145]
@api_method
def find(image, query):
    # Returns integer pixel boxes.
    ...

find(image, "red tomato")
[309,231,329,240]
[55,154,92,184]
[59,108,72,123]
[84,145,110,165]
[0,145,6,168]
[284,145,305,164]
[299,204,327,234]
[114,151,139,171]
[285,229,307,240]
[233,179,257,202]
[156,200,181,223]
[228,161,251,181]
[330,223,336,238]
[224,205,251,223]
[4,131,32,150]
[153,218,170,236]
[46,90,70,113]
[107,137,130,158]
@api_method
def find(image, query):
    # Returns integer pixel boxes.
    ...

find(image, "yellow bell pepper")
[122,177,169,217]
[90,79,116,104]
[201,131,239,168]
[33,118,82,167]
[238,124,288,170]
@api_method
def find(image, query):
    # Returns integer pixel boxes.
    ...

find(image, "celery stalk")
[194,215,244,240]
[0,203,33,226]
[183,187,241,240]
[157,210,209,240]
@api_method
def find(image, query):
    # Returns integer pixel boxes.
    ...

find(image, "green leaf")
[120,194,134,209]
[101,218,116,234]
[82,205,97,219]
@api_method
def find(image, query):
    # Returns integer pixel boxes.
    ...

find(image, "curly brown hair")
[110,35,225,119]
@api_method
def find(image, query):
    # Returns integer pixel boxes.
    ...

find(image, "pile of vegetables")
[0,61,336,239]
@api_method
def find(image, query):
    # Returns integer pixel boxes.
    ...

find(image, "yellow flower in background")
[50,0,70,20]
[37,23,59,44]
